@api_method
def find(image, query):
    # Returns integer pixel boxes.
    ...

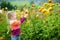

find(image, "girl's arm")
[20,17,26,23]
[19,14,28,24]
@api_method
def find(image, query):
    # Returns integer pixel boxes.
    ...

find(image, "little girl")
[7,11,28,40]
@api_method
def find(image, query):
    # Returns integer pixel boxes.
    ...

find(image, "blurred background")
[0,0,60,10]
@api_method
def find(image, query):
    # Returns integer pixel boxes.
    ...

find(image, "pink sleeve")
[19,17,26,24]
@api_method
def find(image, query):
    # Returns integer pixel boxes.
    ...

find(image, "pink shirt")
[9,20,21,30]
[9,17,26,36]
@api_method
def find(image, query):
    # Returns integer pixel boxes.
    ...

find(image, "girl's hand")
[21,14,28,18]
[24,14,28,18]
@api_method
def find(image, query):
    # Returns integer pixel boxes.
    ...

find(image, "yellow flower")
[48,7,53,11]
[28,11,30,14]
[41,9,46,13]
[44,10,49,15]
[43,3,47,7]
[32,4,35,7]
[25,9,30,14]
[48,3,54,7]
[39,7,44,12]
[48,0,52,3]
[36,14,39,18]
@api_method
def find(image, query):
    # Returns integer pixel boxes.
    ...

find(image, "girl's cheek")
[12,15,16,19]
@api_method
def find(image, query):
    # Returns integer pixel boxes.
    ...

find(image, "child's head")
[7,11,16,20]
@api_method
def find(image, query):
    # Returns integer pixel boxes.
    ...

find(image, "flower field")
[0,0,60,40]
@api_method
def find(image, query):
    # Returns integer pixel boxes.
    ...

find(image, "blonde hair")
[7,11,16,19]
